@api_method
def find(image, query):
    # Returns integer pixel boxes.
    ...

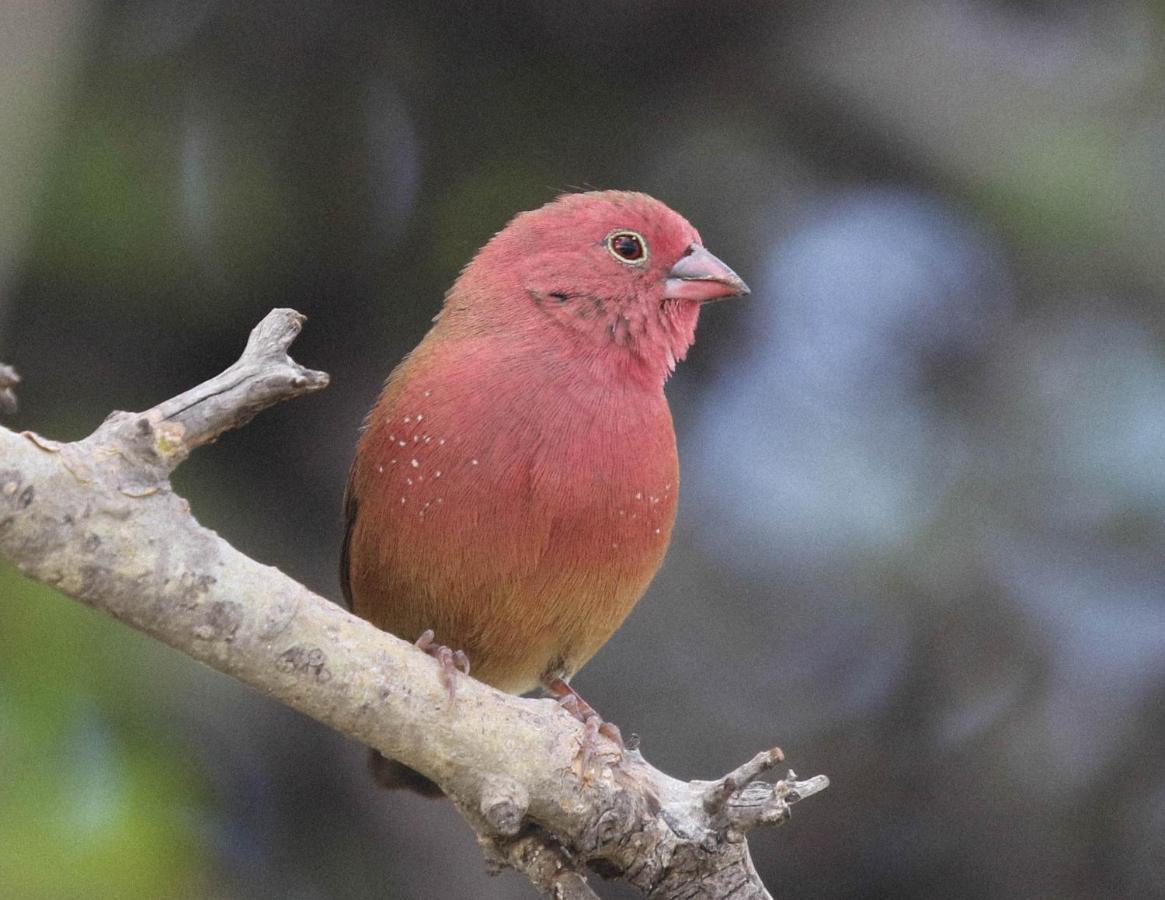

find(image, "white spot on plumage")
[411,458,419,468]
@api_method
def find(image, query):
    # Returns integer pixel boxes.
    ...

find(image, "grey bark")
[0,309,827,898]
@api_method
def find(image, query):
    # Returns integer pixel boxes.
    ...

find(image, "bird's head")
[446,191,748,385]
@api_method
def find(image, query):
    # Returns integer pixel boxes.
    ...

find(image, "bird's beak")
[663,244,750,303]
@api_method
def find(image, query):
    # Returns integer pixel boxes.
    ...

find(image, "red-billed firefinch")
[343,191,747,786]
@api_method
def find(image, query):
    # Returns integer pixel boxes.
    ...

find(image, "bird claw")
[545,677,626,776]
[415,629,470,700]
[579,715,601,776]
[559,695,623,744]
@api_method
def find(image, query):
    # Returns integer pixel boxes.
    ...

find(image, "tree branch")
[0,362,19,416]
[0,309,827,898]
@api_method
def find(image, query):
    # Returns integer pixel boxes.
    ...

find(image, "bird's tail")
[368,749,444,797]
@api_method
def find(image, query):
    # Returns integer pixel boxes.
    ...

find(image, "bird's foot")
[543,677,624,776]
[415,629,470,700]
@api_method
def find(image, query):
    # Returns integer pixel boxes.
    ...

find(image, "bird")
[341,190,748,790]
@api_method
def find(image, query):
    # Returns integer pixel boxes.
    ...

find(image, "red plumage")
[342,190,747,697]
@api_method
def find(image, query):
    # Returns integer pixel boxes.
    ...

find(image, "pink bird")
[343,191,748,787]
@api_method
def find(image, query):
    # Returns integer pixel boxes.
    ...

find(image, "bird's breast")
[348,339,679,690]
[359,350,678,572]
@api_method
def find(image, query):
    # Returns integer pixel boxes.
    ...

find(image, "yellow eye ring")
[606,230,648,265]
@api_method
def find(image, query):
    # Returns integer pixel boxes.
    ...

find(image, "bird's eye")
[606,231,647,264]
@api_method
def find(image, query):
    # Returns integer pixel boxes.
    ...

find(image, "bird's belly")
[348,387,678,693]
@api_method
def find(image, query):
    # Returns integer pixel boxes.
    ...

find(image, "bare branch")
[480,774,532,836]
[702,747,786,815]
[481,833,601,899]
[0,309,826,898]
[138,308,327,458]
[0,363,19,415]
[84,309,329,481]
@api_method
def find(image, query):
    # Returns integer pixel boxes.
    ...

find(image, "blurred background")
[3,1,1165,897]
